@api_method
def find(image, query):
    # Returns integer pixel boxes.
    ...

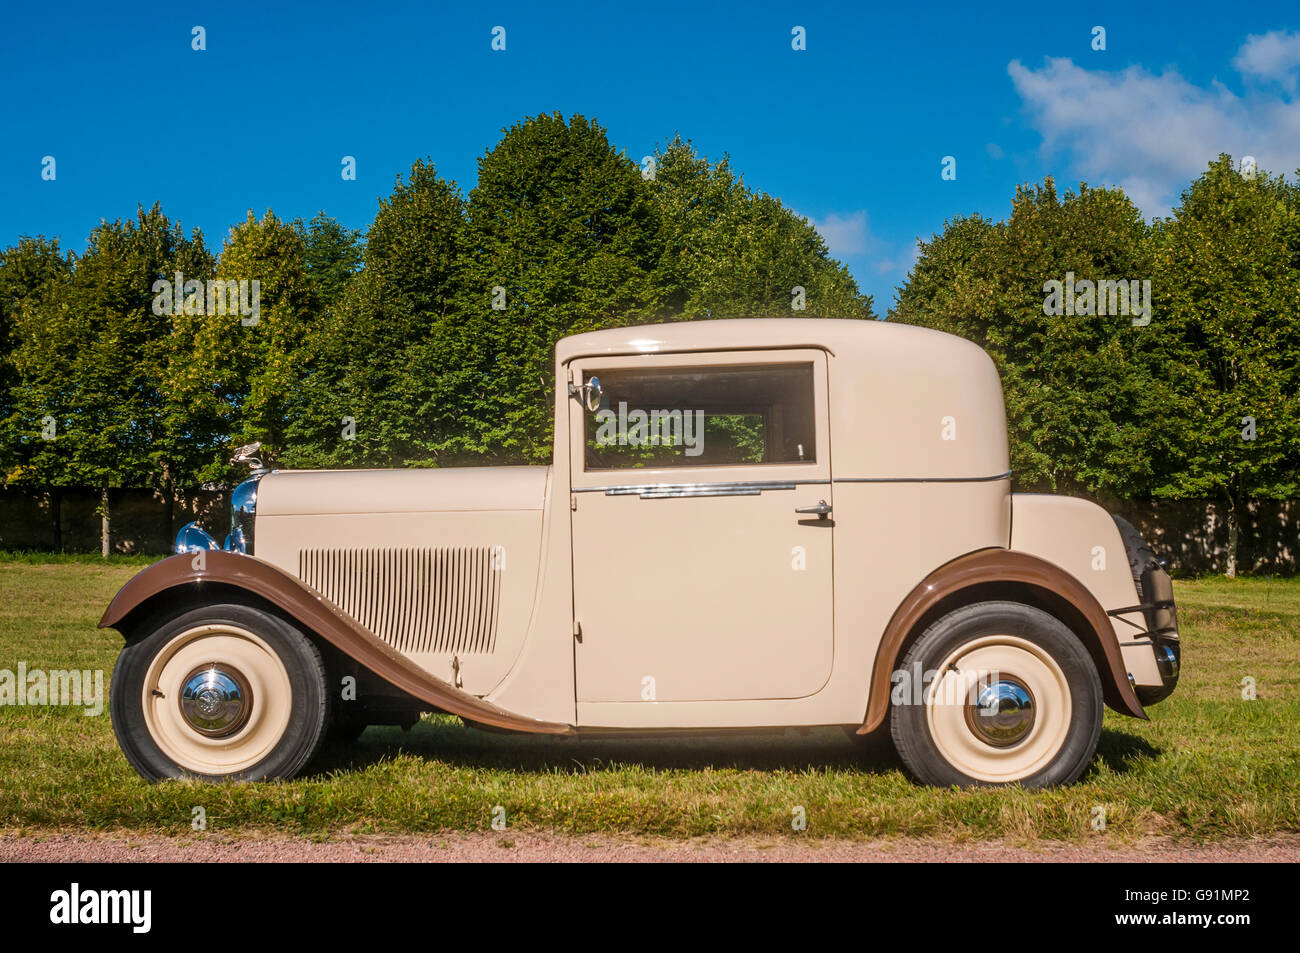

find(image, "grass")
[0,554,1296,842]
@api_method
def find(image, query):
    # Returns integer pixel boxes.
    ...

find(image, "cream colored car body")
[249,318,1165,730]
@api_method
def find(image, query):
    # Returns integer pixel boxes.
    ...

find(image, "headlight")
[225,473,266,554]
[175,522,218,554]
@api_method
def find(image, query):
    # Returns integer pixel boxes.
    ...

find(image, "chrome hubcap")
[179,665,253,737]
[965,677,1035,748]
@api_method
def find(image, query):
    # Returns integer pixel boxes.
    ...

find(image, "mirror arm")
[569,376,603,412]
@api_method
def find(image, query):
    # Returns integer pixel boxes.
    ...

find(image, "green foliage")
[164,210,313,483]
[650,136,875,320]
[291,212,363,309]
[446,113,665,462]
[0,237,71,470]
[281,161,467,469]
[893,179,1163,497]
[1146,156,1300,510]
[4,206,212,492]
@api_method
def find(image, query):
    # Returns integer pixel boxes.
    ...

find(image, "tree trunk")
[1225,499,1239,579]
[162,465,175,547]
[100,482,110,559]
[50,486,62,552]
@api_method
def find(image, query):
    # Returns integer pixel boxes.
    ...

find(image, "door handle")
[795,500,832,519]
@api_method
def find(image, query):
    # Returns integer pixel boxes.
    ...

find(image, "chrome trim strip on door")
[642,486,763,499]
[833,470,1013,484]
[636,484,787,499]
[570,472,1010,496]
[575,479,823,499]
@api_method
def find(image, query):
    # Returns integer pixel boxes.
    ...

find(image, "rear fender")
[858,547,1146,734]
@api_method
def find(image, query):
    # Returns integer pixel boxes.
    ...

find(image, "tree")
[885,214,998,338]
[892,179,1165,499]
[282,160,467,468]
[650,136,875,320]
[1148,156,1300,575]
[292,212,363,310]
[0,237,71,474]
[448,113,665,462]
[164,210,313,484]
[5,205,212,552]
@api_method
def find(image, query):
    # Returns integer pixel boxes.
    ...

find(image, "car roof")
[554,317,976,363]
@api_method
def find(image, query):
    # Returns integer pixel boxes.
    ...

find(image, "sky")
[3,0,1299,313]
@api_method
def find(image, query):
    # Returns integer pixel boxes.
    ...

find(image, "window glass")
[582,363,817,470]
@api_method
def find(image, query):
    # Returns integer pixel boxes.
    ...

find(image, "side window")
[583,363,817,471]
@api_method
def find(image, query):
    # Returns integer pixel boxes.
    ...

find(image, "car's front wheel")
[889,601,1103,787]
[110,603,330,782]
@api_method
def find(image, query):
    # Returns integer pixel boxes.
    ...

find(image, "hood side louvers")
[298,547,502,655]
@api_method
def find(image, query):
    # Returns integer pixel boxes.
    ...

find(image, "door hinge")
[573,620,583,643]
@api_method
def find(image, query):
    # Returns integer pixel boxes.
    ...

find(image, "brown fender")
[100,551,573,735]
[858,547,1147,734]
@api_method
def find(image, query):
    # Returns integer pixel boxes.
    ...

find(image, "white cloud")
[1234,29,1300,92]
[809,209,916,274]
[804,209,917,303]
[811,210,870,257]
[1008,42,1300,215]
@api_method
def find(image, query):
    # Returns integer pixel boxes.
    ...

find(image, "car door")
[568,349,834,704]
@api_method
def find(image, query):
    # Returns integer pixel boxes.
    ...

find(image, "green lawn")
[0,554,1296,841]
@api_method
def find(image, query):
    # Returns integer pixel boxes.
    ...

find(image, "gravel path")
[3,832,1297,862]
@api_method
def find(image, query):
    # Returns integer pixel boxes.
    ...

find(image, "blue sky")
[3,0,1298,312]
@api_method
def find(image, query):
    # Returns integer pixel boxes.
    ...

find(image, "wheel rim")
[179,664,254,737]
[925,635,1071,783]
[141,624,292,775]
[964,676,1036,747]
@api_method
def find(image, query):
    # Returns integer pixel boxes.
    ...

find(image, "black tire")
[110,603,330,782]
[889,601,1104,788]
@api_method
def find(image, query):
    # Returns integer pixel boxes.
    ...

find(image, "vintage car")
[101,319,1180,787]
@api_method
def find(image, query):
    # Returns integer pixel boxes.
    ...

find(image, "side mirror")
[570,376,603,413]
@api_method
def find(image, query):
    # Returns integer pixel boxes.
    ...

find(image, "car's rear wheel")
[889,601,1103,787]
[110,603,330,782]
